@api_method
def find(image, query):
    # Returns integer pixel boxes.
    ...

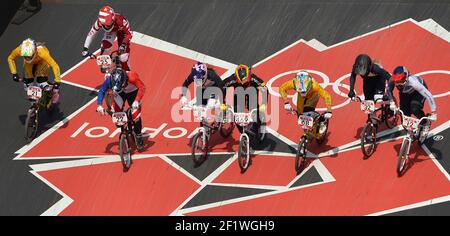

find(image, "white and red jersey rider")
[82,5,132,71]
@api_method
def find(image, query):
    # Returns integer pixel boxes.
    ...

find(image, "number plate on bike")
[360,100,375,114]
[298,115,314,130]
[96,55,112,68]
[27,86,42,100]
[193,107,208,120]
[402,116,420,131]
[234,113,253,125]
[112,112,128,126]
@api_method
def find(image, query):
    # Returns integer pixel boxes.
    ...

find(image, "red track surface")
[20,20,450,215]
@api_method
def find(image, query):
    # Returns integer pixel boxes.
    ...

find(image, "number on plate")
[27,86,42,100]
[402,116,419,131]
[360,100,375,114]
[112,112,128,126]
[234,113,252,125]
[298,115,314,130]
[96,55,112,68]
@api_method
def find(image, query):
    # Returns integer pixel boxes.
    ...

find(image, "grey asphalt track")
[0,0,449,215]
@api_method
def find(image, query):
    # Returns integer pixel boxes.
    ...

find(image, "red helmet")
[98,6,115,31]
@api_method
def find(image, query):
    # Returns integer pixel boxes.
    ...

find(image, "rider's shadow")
[18,106,66,134]
[104,136,155,154]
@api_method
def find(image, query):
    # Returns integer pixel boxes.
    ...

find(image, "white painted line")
[169,153,238,216]
[417,18,450,43]
[208,182,286,191]
[14,97,98,158]
[131,32,236,70]
[159,155,202,185]
[367,195,450,216]
[318,125,404,158]
[252,39,308,68]
[179,177,333,215]
[29,170,73,216]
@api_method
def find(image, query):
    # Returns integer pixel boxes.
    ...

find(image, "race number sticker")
[402,116,420,131]
[360,100,375,114]
[27,86,42,100]
[298,115,314,130]
[112,112,128,126]
[193,107,208,121]
[234,113,253,125]
[96,55,112,68]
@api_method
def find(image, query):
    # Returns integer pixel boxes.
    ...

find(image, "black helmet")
[110,68,127,93]
[354,54,372,76]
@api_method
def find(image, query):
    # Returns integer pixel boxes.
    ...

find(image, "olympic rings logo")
[266,69,450,111]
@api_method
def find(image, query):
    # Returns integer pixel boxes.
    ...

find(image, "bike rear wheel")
[238,134,250,172]
[119,133,132,172]
[191,131,208,166]
[295,136,307,174]
[397,138,410,177]
[25,107,39,143]
[360,122,377,158]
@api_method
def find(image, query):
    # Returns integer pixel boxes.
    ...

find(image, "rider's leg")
[126,90,144,146]
[399,92,412,116]
[101,31,116,55]
[363,78,375,101]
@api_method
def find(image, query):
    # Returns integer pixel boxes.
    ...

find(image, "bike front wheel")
[119,133,132,172]
[360,122,377,158]
[295,136,307,174]
[191,130,208,166]
[397,138,410,177]
[25,107,39,143]
[238,134,250,172]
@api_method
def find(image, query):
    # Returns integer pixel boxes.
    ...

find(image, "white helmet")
[21,38,37,63]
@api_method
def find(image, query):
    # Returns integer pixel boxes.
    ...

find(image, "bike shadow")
[104,136,155,155]
[18,105,67,138]
[393,142,430,177]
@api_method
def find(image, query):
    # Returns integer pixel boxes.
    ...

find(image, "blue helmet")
[109,68,127,93]
[192,62,207,82]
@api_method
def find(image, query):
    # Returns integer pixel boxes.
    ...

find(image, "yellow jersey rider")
[280,70,333,132]
[7,38,61,104]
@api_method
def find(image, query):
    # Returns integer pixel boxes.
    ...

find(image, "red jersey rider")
[82,5,132,71]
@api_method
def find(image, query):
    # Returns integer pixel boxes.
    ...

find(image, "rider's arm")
[181,73,194,97]
[220,75,236,101]
[118,16,132,45]
[97,77,110,105]
[411,77,436,113]
[386,78,395,101]
[128,72,146,102]
[349,65,358,93]
[83,20,101,49]
[40,49,61,83]
[279,79,295,103]
[7,45,21,75]
[250,73,265,88]
[314,81,332,112]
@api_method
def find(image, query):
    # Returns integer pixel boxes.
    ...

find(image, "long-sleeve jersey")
[280,78,332,111]
[7,44,61,83]
[221,73,266,100]
[349,63,391,92]
[181,68,223,96]
[84,13,132,49]
[97,71,145,105]
[387,75,436,112]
